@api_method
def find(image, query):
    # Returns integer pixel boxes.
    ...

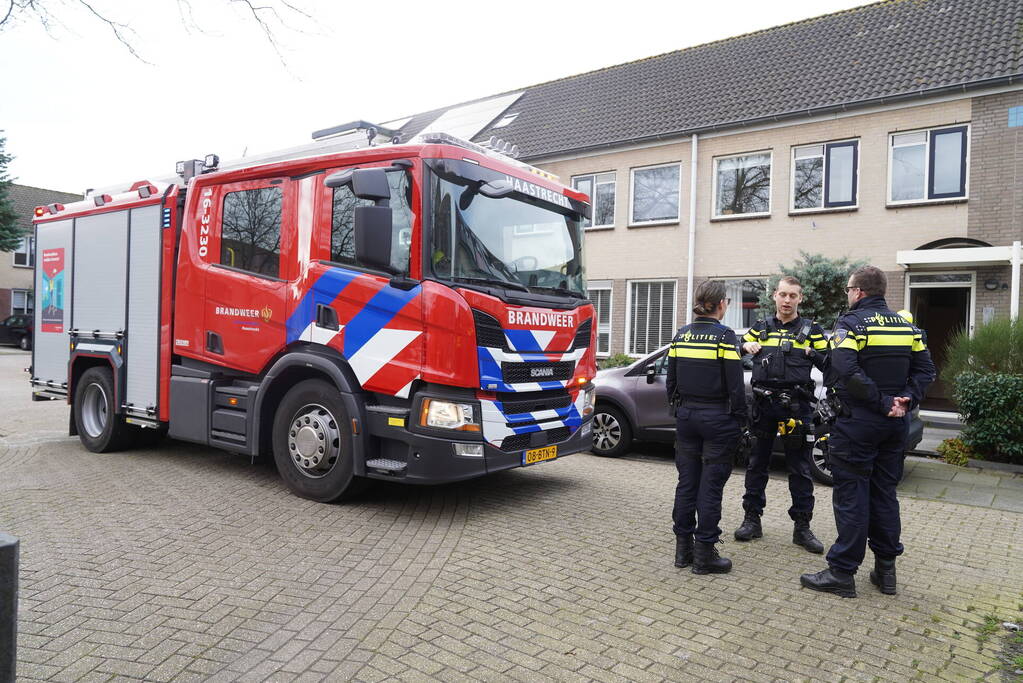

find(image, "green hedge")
[952,371,1023,464]
[598,353,636,370]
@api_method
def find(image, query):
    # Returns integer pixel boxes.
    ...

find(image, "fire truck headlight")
[420,399,481,431]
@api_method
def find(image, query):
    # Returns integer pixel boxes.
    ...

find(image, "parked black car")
[0,313,33,350]
[590,344,924,485]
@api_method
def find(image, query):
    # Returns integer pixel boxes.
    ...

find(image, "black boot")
[674,534,694,568]
[792,514,824,554]
[799,568,856,598]
[733,510,762,542]
[692,541,732,575]
[869,556,897,595]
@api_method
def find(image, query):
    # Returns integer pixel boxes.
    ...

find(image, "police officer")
[734,276,828,553]
[800,266,935,598]
[666,280,748,574]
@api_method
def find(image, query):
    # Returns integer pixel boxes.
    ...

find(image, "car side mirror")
[645,363,657,384]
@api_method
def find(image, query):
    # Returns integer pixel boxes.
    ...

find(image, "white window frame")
[11,289,33,315]
[624,278,677,357]
[711,150,773,220]
[572,171,617,231]
[887,124,970,206]
[587,280,613,357]
[789,139,860,213]
[13,235,34,268]
[629,162,681,227]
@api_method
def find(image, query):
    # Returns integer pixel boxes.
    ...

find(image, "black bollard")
[0,533,18,683]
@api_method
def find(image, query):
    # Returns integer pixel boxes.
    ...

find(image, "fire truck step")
[365,458,407,474]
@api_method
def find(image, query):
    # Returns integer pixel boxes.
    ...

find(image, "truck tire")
[272,379,367,502]
[74,366,130,452]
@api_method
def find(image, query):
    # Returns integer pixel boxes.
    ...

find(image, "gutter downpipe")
[1012,240,1021,322]
[686,133,698,324]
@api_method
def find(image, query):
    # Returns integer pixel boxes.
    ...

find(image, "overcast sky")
[1,0,868,193]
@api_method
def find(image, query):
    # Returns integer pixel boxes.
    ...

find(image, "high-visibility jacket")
[829,295,936,414]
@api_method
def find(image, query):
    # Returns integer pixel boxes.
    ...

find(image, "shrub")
[598,353,638,370]
[952,371,1023,464]
[756,251,867,328]
[936,438,973,467]
[942,317,1023,385]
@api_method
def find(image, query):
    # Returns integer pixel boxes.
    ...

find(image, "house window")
[889,125,968,203]
[630,164,680,225]
[722,279,766,330]
[11,289,33,315]
[221,186,283,278]
[792,140,858,211]
[714,152,772,218]
[588,281,612,356]
[572,172,616,229]
[627,279,676,355]
[1008,107,1023,128]
[13,236,34,268]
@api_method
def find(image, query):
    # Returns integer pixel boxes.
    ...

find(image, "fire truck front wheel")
[74,366,130,452]
[272,379,367,503]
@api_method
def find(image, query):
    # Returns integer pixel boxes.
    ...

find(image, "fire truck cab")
[30,124,597,502]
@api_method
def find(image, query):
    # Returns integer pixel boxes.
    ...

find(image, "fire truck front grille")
[500,426,573,452]
[501,361,574,384]
[499,393,572,415]
[473,309,506,349]
[573,319,592,350]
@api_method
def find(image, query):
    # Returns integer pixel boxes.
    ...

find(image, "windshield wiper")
[528,285,587,299]
[449,275,530,293]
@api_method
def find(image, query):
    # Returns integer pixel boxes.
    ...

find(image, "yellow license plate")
[523,445,558,465]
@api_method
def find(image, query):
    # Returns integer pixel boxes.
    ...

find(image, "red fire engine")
[30,123,597,502]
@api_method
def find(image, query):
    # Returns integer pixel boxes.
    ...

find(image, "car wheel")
[809,433,834,486]
[591,405,633,457]
[18,335,30,351]
[272,379,367,502]
[74,367,130,452]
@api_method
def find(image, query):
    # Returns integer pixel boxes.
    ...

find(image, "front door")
[631,351,676,437]
[202,177,293,374]
[911,286,971,410]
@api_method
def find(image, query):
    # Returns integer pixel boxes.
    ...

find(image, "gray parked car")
[590,344,924,485]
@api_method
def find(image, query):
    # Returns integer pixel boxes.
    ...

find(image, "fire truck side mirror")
[354,205,397,274]
[326,168,391,204]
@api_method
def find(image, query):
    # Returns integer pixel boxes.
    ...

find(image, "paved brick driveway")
[1,353,1021,681]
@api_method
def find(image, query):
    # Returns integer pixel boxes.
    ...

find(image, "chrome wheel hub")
[288,404,341,478]
[592,412,621,451]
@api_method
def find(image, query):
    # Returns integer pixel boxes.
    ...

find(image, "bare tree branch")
[1,0,313,67]
[76,0,152,63]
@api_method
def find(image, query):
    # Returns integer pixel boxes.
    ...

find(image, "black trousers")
[825,407,909,575]
[672,405,739,544]
[742,398,815,519]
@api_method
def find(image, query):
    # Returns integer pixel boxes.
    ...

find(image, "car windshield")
[426,161,586,297]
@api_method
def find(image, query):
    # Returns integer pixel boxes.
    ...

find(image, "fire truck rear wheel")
[272,379,366,502]
[74,366,130,452]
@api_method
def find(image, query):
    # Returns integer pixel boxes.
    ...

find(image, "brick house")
[386,0,1023,406]
[1,184,81,316]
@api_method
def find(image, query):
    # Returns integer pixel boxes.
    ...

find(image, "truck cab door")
[201,177,293,374]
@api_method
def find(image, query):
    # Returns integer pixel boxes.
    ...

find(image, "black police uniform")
[666,316,748,572]
[740,317,828,522]
[806,295,935,595]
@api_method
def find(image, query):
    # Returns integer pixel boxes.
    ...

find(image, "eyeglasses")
[844,286,860,293]
[723,297,732,304]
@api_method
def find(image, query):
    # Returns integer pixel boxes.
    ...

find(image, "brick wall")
[969,91,1023,246]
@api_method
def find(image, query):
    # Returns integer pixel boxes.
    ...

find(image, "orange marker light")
[228,397,238,406]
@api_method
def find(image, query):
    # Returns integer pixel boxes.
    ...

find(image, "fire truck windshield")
[427,164,586,298]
